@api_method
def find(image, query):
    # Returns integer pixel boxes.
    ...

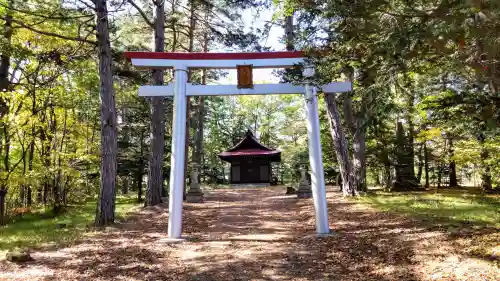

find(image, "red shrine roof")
[219,131,281,162]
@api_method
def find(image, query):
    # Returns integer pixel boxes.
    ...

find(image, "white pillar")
[303,67,330,234]
[168,67,188,239]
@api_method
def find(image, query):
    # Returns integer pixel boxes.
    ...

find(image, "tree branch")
[2,144,29,184]
[3,17,98,45]
[0,2,93,20]
[77,0,96,11]
[127,0,153,27]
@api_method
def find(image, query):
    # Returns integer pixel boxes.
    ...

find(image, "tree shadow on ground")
[0,187,497,281]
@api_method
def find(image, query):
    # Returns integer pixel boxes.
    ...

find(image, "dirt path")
[1,187,498,281]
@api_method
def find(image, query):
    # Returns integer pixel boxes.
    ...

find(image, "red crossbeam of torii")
[124,51,305,60]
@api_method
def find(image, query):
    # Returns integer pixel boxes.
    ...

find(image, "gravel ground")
[1,186,498,281]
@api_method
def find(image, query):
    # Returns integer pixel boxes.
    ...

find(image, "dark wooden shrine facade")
[219,131,281,184]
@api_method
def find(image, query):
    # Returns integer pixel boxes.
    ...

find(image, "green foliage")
[0,0,272,224]
[0,0,498,237]
[203,94,314,184]
[453,138,500,186]
[274,0,500,191]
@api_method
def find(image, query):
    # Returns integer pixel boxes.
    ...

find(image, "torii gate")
[124,51,352,239]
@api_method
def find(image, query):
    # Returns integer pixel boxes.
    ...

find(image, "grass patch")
[356,189,500,227]
[0,195,141,251]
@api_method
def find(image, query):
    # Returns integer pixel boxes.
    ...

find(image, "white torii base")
[124,51,352,239]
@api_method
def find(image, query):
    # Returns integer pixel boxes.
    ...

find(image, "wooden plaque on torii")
[237,65,253,89]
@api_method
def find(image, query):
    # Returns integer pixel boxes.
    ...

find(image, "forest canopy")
[0,0,498,225]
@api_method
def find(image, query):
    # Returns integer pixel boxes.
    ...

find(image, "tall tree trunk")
[122,178,129,194]
[137,130,145,202]
[39,119,46,204]
[43,121,50,205]
[343,96,366,192]
[474,21,496,191]
[416,143,423,183]
[26,138,32,206]
[407,120,416,175]
[478,135,493,191]
[405,81,417,179]
[47,104,57,206]
[324,94,356,196]
[121,106,129,195]
[53,109,67,215]
[192,92,205,168]
[19,129,29,208]
[352,120,366,191]
[170,0,177,52]
[43,183,49,204]
[146,0,166,206]
[448,138,458,187]
[382,150,391,189]
[95,0,118,226]
[36,124,43,204]
[20,144,26,207]
[3,124,10,198]
[0,0,12,94]
[40,106,51,205]
[0,188,6,225]
[48,104,61,214]
[0,0,13,224]
[183,0,197,199]
[395,121,405,185]
[191,21,209,182]
[27,105,36,206]
[137,173,143,202]
[0,121,9,225]
[437,162,443,189]
[62,179,68,206]
[424,143,430,189]
[285,14,294,51]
